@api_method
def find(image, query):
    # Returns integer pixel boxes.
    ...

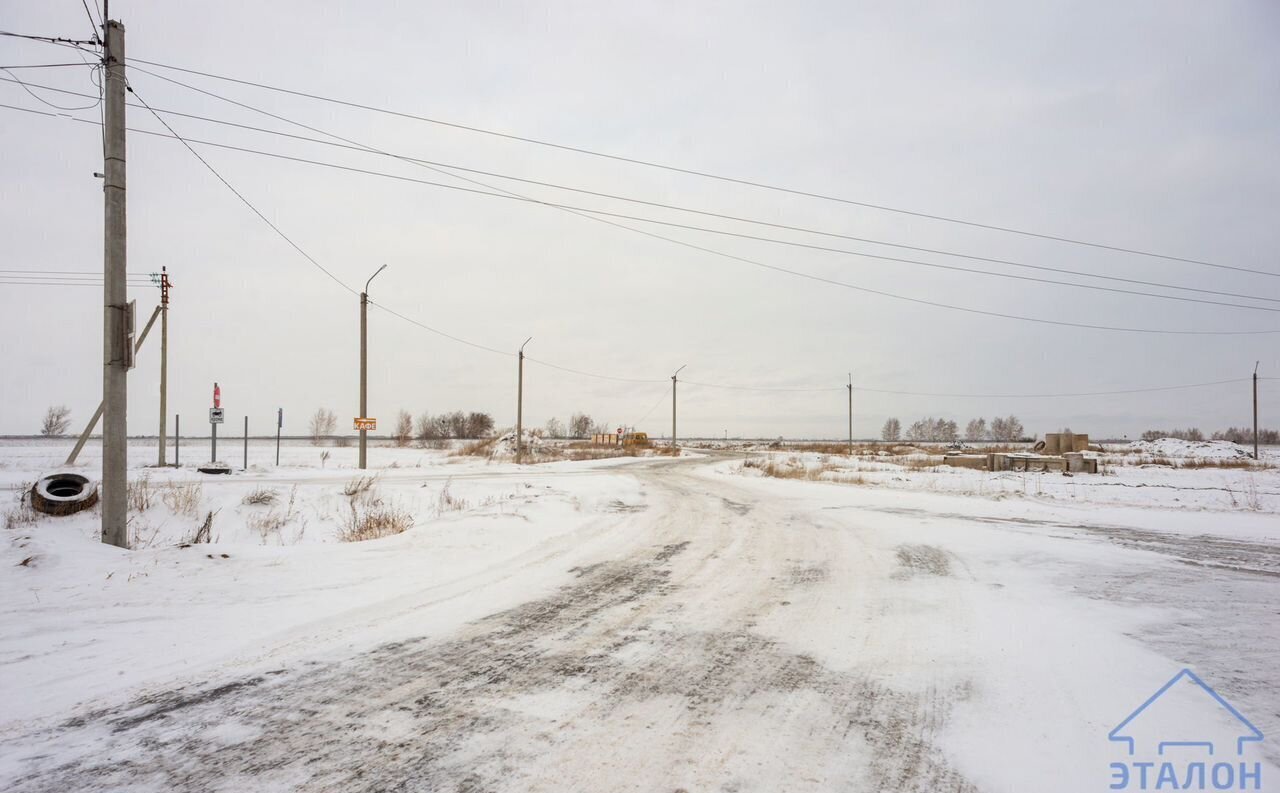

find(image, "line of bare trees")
[1142,427,1279,444]
[307,408,495,446]
[543,413,608,439]
[881,415,1025,442]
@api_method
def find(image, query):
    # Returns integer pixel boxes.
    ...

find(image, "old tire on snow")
[30,473,99,516]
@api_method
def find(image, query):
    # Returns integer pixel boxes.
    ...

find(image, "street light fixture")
[359,264,387,470]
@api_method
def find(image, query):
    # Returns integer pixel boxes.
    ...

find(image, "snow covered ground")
[1,439,1277,791]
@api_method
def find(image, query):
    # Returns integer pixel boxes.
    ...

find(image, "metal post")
[212,419,217,462]
[157,267,170,466]
[1254,362,1260,461]
[174,414,180,467]
[276,408,282,466]
[101,19,128,548]
[517,337,531,462]
[243,415,248,470]
[671,364,686,447]
[359,264,387,470]
[847,373,853,455]
[67,305,160,466]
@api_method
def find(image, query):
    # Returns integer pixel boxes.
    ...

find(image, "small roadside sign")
[209,408,225,424]
[354,418,376,431]
[213,382,221,408]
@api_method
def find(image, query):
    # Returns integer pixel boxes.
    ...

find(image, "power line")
[98,73,1280,319]
[0,69,99,110]
[0,62,94,69]
[123,81,355,295]
[679,376,1258,399]
[125,56,1277,279]
[78,0,102,44]
[9,75,1271,308]
[8,97,1279,337]
[0,30,97,49]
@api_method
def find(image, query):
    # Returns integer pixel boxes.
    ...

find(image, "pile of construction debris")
[943,432,1099,474]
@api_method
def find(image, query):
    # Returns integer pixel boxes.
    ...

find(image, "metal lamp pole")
[359,264,387,470]
[671,364,686,446]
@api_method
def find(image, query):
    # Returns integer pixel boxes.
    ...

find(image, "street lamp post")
[516,337,532,463]
[671,364,687,447]
[359,264,387,470]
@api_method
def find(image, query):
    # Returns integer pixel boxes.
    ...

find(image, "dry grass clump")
[5,486,37,530]
[246,486,306,544]
[162,481,203,517]
[342,475,378,497]
[743,456,870,485]
[339,482,411,542]
[450,437,499,458]
[1178,457,1272,470]
[242,486,278,506]
[127,475,155,512]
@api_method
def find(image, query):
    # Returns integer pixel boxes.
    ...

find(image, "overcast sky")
[2,1,1278,440]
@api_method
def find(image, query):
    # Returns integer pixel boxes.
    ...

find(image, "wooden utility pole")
[671,365,686,447]
[516,337,531,462]
[101,18,129,548]
[1254,362,1260,461]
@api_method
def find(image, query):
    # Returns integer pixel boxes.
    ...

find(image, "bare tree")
[881,417,901,442]
[964,418,987,441]
[545,417,565,439]
[442,411,468,439]
[990,415,1024,442]
[309,408,337,445]
[569,413,593,439]
[41,405,72,437]
[465,412,495,438]
[394,410,413,447]
[939,419,959,443]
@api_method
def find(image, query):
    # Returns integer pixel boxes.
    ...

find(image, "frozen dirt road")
[3,455,1277,792]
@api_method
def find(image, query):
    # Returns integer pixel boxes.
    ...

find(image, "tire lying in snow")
[30,473,99,516]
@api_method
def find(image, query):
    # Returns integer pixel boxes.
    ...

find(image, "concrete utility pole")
[671,365,686,447]
[847,373,853,455]
[157,267,171,466]
[101,17,129,548]
[516,337,531,462]
[1254,362,1260,461]
[358,264,387,470]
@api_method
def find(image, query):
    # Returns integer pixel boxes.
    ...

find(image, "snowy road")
[3,455,1277,792]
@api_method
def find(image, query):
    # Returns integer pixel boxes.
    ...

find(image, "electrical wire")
[125,56,1277,279]
[0,62,94,69]
[8,75,1271,308]
[630,383,673,428]
[79,0,102,44]
[106,72,1280,321]
[0,68,99,110]
[8,97,1279,337]
[123,81,355,295]
[121,68,1280,322]
[1,99,1271,396]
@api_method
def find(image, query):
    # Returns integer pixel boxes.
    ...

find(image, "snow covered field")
[1,438,1277,791]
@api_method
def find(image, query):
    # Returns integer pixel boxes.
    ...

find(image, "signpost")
[210,382,223,462]
[354,418,376,432]
[276,408,283,466]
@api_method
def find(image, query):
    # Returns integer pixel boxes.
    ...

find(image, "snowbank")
[1123,438,1252,460]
